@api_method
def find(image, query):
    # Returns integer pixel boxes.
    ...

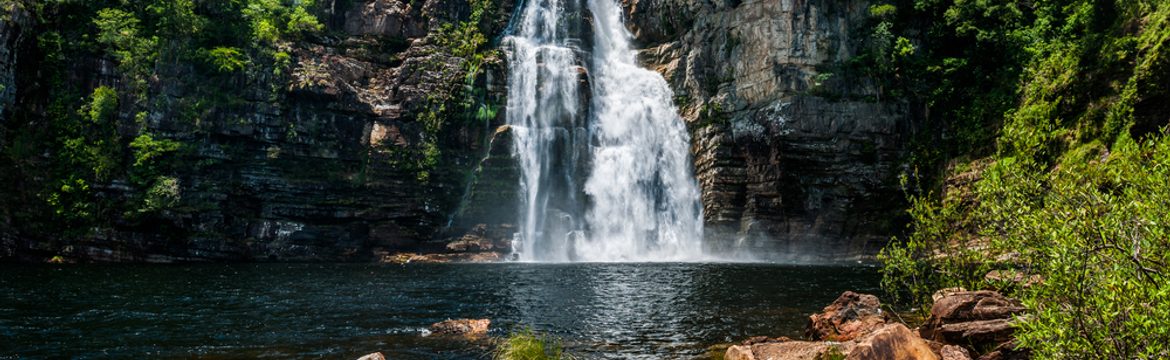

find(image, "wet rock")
[846,323,940,360]
[941,345,973,360]
[920,291,1024,346]
[807,291,887,341]
[355,352,386,360]
[430,318,490,336]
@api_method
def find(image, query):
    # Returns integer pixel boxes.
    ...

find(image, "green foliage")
[882,1,1170,358]
[140,176,181,213]
[86,86,119,124]
[129,134,181,168]
[243,0,323,44]
[494,329,571,360]
[205,47,249,73]
[70,86,123,181]
[402,0,501,183]
[93,7,158,91]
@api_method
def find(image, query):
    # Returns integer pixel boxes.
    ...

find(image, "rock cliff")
[0,0,513,262]
[626,0,910,260]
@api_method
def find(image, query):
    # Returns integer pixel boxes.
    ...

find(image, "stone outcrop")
[626,0,910,260]
[429,318,491,336]
[807,291,887,341]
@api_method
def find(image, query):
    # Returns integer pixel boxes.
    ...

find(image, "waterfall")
[504,0,704,262]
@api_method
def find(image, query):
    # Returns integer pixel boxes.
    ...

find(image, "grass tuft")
[494,328,570,360]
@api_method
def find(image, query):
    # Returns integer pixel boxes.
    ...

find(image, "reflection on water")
[0,263,880,359]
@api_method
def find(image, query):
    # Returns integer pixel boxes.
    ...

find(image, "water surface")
[0,263,880,359]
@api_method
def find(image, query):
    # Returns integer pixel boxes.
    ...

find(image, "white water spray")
[504,0,704,261]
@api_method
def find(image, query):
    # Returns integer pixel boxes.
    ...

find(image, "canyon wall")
[626,0,911,260]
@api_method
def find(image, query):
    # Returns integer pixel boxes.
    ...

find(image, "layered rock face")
[0,0,514,262]
[626,0,910,260]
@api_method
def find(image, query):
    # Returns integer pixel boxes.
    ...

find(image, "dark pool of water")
[0,262,880,359]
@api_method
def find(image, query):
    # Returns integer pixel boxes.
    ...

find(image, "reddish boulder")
[846,324,940,360]
[429,318,491,336]
[806,291,887,341]
[725,340,843,360]
[940,345,973,360]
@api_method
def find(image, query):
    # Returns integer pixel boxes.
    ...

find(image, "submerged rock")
[429,318,490,336]
[806,291,887,341]
[355,352,386,360]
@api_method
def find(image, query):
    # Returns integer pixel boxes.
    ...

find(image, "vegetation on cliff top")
[876,0,1170,358]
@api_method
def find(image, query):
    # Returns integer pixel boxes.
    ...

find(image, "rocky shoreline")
[725,290,1028,360]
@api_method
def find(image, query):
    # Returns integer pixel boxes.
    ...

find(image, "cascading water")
[504,0,704,262]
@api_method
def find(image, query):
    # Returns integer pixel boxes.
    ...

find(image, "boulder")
[920,291,1024,346]
[940,345,973,360]
[806,291,887,341]
[846,324,940,360]
[429,318,490,336]
[725,340,842,360]
[355,352,386,360]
